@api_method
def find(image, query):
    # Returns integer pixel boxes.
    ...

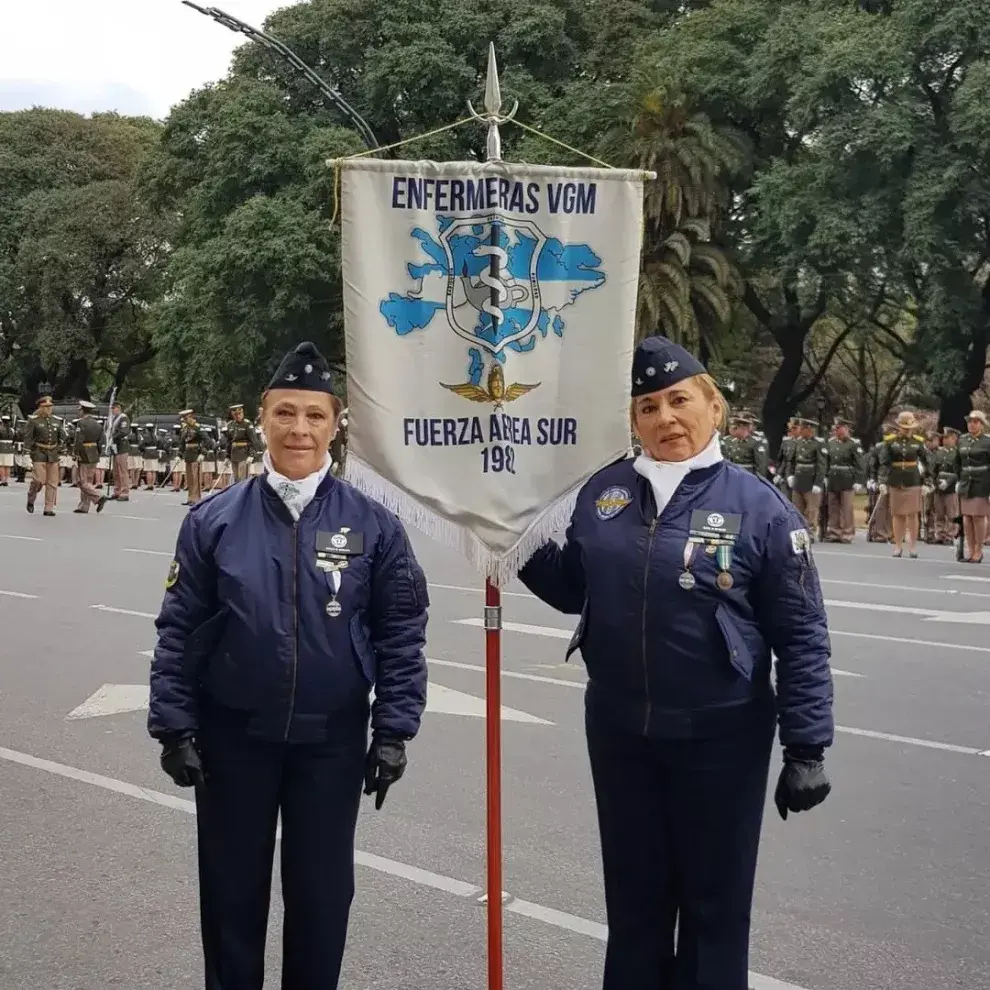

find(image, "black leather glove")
[363,736,407,810]
[160,736,204,788]
[774,747,830,821]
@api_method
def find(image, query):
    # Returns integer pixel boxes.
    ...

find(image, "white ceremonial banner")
[339,158,648,585]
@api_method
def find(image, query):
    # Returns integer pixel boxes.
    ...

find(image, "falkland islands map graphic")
[379,215,607,404]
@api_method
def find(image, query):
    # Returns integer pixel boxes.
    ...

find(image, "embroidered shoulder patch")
[595,486,632,520]
[789,529,811,555]
[165,560,180,589]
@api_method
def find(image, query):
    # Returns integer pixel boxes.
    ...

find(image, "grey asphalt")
[0,483,988,990]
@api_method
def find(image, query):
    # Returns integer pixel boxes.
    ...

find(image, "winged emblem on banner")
[441,362,538,410]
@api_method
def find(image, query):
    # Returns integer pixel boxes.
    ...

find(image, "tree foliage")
[0,109,170,411]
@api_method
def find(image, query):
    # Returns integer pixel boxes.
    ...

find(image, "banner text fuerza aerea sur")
[403,415,579,476]
[391,177,597,216]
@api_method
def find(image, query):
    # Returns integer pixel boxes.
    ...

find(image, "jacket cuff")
[784,744,824,762]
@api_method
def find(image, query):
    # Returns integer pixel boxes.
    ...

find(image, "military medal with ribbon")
[715,544,734,590]
[679,540,699,590]
[326,568,343,618]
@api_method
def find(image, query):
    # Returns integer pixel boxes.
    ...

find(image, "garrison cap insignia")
[595,486,632,520]
[165,560,180,589]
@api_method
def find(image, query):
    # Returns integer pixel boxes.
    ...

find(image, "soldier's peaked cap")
[78,400,96,410]
[267,341,337,395]
[37,395,53,407]
[631,336,707,398]
[179,409,194,417]
[229,403,244,411]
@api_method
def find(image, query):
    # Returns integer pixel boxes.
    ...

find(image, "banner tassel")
[344,454,587,588]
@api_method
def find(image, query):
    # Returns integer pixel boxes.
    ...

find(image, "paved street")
[1,482,989,990]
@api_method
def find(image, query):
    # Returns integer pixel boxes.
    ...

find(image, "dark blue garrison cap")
[267,341,337,394]
[631,336,707,397]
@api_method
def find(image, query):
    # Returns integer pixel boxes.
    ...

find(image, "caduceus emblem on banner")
[339,158,649,584]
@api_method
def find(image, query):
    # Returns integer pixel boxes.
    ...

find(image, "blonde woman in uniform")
[955,410,990,563]
[878,410,930,557]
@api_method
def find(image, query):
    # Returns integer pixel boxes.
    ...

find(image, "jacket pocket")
[348,613,376,685]
[182,608,229,680]
[714,603,754,681]
[565,598,589,663]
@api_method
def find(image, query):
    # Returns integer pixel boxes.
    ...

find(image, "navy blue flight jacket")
[149,473,429,744]
[520,458,834,746]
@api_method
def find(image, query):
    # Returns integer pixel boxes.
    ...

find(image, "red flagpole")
[484,577,503,990]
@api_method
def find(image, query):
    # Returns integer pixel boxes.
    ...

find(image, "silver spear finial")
[467,42,518,163]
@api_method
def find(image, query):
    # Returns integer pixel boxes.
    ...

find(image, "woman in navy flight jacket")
[520,336,834,990]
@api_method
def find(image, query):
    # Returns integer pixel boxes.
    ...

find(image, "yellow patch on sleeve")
[165,560,180,589]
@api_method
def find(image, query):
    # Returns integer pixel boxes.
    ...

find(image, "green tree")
[0,109,169,411]
[647,0,990,444]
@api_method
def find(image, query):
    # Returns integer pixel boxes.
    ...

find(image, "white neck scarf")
[633,432,723,517]
[264,451,332,521]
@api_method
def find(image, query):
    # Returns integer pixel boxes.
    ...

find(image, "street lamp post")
[181,2,379,150]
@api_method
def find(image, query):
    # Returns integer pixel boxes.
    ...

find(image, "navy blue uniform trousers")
[194,707,367,990]
[585,694,775,990]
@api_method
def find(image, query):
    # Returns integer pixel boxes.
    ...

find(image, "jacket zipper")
[641,517,658,735]
[284,521,299,741]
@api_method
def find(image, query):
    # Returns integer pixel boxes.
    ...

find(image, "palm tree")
[603,71,747,354]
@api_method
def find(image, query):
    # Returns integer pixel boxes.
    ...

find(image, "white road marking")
[828,599,990,623]
[0,744,812,990]
[455,617,570,639]
[113,514,159,522]
[450,619,863,678]
[834,726,989,756]
[830,629,990,654]
[0,589,38,599]
[0,533,43,541]
[942,574,990,583]
[123,548,172,556]
[813,549,966,566]
[825,599,941,617]
[821,578,990,599]
[68,681,554,726]
[429,657,585,690]
[91,604,156,618]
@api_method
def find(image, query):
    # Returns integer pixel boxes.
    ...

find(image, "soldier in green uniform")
[73,400,108,514]
[878,410,930,558]
[109,401,131,502]
[773,417,799,490]
[955,410,990,562]
[178,409,213,506]
[24,395,63,516]
[785,418,826,537]
[0,414,13,486]
[921,432,941,542]
[225,403,261,483]
[825,418,866,542]
[140,423,160,490]
[865,435,889,542]
[721,414,769,476]
[932,427,960,545]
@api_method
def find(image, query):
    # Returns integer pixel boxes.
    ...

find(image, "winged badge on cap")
[440,362,539,411]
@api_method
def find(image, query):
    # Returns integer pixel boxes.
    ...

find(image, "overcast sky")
[0,0,291,119]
